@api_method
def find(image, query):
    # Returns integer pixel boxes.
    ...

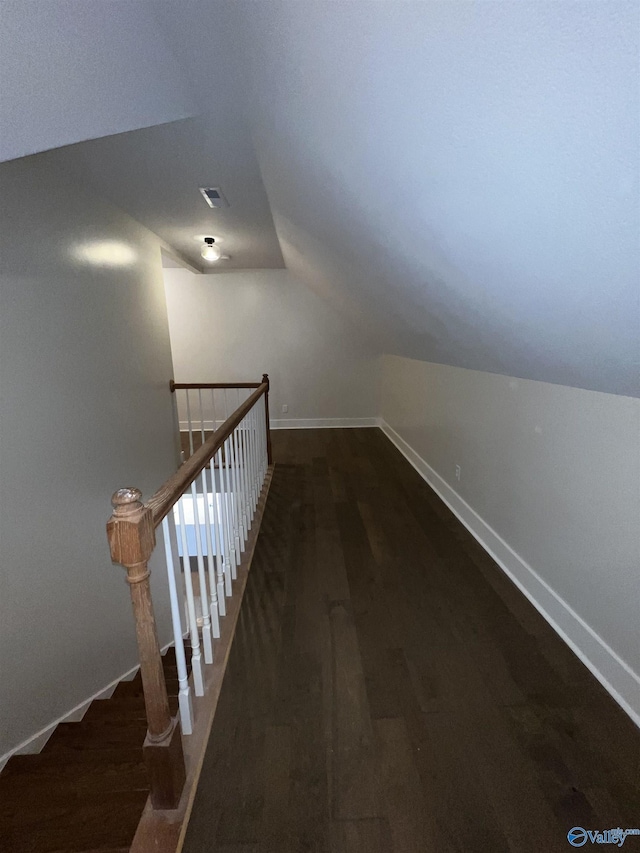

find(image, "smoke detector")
[199,187,229,209]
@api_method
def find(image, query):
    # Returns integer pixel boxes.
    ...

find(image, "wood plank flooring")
[182,428,640,853]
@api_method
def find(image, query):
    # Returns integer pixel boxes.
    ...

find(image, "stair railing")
[106,375,272,810]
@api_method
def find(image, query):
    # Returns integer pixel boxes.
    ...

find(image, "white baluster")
[203,512,221,632]
[217,445,234,596]
[250,403,258,510]
[247,407,255,517]
[248,394,257,510]
[231,427,245,553]
[190,480,213,665]
[209,454,226,616]
[244,389,254,519]
[233,428,244,558]
[200,391,220,638]
[254,401,261,490]
[240,417,251,539]
[260,395,267,481]
[255,403,261,495]
[185,389,195,457]
[257,396,264,484]
[222,389,240,574]
[238,421,249,550]
[225,435,239,579]
[210,390,226,615]
[176,496,204,695]
[245,408,254,519]
[233,421,243,542]
[160,516,193,734]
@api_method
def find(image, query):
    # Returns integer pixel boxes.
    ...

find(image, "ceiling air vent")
[199,187,229,209]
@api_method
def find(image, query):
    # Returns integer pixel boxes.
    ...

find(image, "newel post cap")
[262,373,269,385]
[107,487,156,569]
[111,487,143,515]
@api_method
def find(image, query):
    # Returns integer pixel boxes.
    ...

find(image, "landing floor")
[183,428,639,853]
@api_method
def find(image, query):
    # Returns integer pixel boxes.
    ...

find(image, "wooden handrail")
[106,374,272,812]
[170,380,261,391]
[149,382,268,528]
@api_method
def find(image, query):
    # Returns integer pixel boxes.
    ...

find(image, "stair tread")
[43,718,148,753]
[0,750,148,795]
[4,746,146,774]
[82,694,178,721]
[0,773,149,811]
[82,695,146,720]
[48,716,149,734]
[114,676,180,699]
[0,788,149,852]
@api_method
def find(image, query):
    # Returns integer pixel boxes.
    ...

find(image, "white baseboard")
[379,419,640,728]
[0,641,174,772]
[270,417,380,430]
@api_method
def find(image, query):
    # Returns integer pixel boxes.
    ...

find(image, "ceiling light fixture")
[201,237,221,262]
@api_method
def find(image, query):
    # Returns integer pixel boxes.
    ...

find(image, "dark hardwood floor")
[182,427,640,853]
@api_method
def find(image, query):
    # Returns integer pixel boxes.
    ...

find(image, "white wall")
[0,153,178,758]
[163,269,380,426]
[381,355,640,723]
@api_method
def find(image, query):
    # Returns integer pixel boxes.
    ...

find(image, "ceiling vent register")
[199,187,229,208]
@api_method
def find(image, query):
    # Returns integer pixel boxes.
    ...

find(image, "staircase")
[0,377,273,852]
[0,647,189,853]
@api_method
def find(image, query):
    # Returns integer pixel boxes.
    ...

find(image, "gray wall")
[381,355,640,723]
[163,268,380,424]
[0,153,178,757]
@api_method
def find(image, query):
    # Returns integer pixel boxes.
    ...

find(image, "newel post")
[262,373,273,465]
[107,488,186,810]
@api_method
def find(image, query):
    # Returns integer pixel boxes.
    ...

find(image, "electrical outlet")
[282,404,288,413]
[455,464,461,481]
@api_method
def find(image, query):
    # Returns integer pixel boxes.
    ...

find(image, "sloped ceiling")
[222,1,639,397]
[3,1,637,396]
[0,0,196,162]
[40,116,285,272]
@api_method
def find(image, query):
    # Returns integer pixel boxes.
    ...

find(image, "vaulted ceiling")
[1,1,638,396]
